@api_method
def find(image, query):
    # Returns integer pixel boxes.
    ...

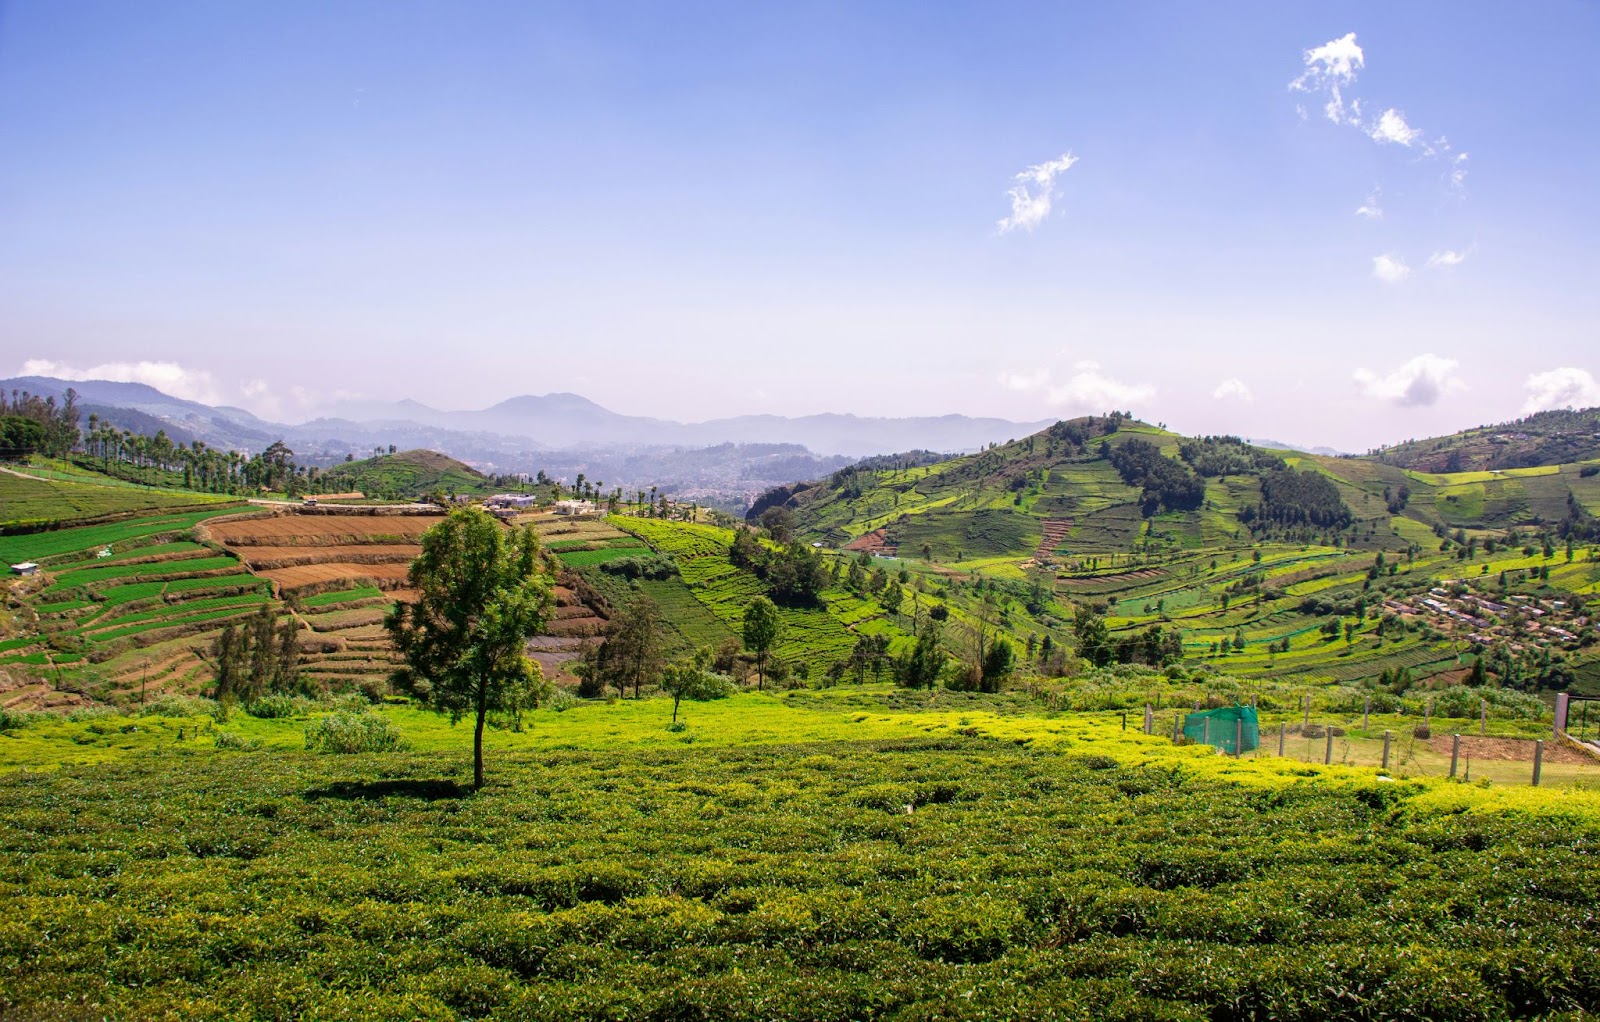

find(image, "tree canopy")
[386,507,552,789]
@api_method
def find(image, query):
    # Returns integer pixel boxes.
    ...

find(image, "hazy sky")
[2,2,1597,450]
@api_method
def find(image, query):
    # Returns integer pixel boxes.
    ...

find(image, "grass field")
[0,688,1595,1020]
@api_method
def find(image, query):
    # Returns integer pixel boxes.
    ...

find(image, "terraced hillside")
[0,507,276,708]
[765,415,1600,693]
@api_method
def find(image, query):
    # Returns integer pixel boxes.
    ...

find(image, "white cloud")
[1353,354,1466,407]
[14,357,351,423]
[1355,190,1383,219]
[1426,249,1469,268]
[1522,367,1600,414]
[998,359,1153,412]
[1289,34,1465,195]
[1371,254,1411,284]
[1212,378,1253,402]
[1289,32,1365,125]
[1367,108,1422,146]
[997,368,1050,392]
[996,151,1078,234]
[19,358,224,405]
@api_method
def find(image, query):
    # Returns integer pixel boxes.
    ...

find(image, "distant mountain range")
[0,376,1053,507]
[1,376,1051,458]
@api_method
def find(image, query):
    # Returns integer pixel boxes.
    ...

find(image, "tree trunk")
[473,689,487,791]
[672,695,681,723]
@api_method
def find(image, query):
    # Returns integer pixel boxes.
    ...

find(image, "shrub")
[214,731,259,751]
[244,693,303,719]
[1431,685,1546,720]
[547,687,577,712]
[304,710,405,753]
[139,694,220,719]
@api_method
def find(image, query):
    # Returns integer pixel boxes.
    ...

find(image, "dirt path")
[1427,733,1590,764]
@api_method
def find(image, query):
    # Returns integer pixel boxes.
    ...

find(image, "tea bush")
[0,733,1595,1020]
[303,709,405,753]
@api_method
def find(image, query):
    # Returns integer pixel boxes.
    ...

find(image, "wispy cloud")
[1426,248,1469,268]
[1289,32,1365,125]
[1212,378,1253,402]
[1522,367,1600,414]
[19,358,224,405]
[16,357,351,423]
[1367,108,1422,147]
[996,152,1078,234]
[1289,33,1465,189]
[1353,354,1466,407]
[1371,254,1411,284]
[998,359,1152,411]
[1355,190,1383,219]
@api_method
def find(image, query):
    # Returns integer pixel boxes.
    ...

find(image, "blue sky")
[1,1,1596,450]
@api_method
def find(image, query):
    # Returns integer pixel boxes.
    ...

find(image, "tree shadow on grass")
[304,779,467,802]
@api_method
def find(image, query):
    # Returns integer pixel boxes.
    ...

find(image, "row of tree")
[0,387,80,458]
[212,605,301,702]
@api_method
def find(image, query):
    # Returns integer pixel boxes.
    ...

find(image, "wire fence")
[1133,707,1600,789]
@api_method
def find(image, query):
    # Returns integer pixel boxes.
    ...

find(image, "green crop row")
[301,586,386,607]
[0,503,244,564]
[612,516,733,559]
[0,707,1596,1021]
[45,555,242,591]
[554,545,653,566]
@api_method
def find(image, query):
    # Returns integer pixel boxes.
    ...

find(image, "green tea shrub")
[547,687,577,712]
[0,707,39,731]
[138,693,219,718]
[214,731,259,751]
[1432,685,1545,720]
[63,705,118,723]
[304,710,405,753]
[245,693,302,719]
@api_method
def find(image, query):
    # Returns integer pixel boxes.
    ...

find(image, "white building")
[10,562,38,576]
[553,499,599,516]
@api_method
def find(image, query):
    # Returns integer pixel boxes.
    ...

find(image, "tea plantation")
[1,692,1597,1021]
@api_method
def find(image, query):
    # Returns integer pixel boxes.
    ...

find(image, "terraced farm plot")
[0,506,249,566]
[258,561,415,591]
[205,513,439,546]
[0,472,240,532]
[204,512,441,597]
[553,544,653,566]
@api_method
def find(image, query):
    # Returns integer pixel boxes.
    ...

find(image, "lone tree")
[660,648,734,723]
[742,595,783,690]
[386,507,552,790]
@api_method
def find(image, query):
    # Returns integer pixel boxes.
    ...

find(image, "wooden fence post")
[1532,740,1544,787]
[1450,734,1461,778]
[1121,712,1127,732]
[1382,730,1392,771]
[1143,704,1153,734]
[1235,719,1243,758]
[1204,716,1212,747]
[1278,721,1286,757]
[1324,729,1333,765]
[1173,714,1182,742]
[1363,696,1370,731]
[1303,695,1310,727]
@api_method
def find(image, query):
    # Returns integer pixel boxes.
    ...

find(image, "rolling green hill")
[757,414,1600,693]
[1370,406,1600,473]
[316,449,494,499]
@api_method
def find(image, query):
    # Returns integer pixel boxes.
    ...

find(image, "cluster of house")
[481,494,600,518]
[1386,586,1589,652]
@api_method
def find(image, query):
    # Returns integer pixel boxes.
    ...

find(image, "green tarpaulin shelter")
[1184,705,1260,755]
